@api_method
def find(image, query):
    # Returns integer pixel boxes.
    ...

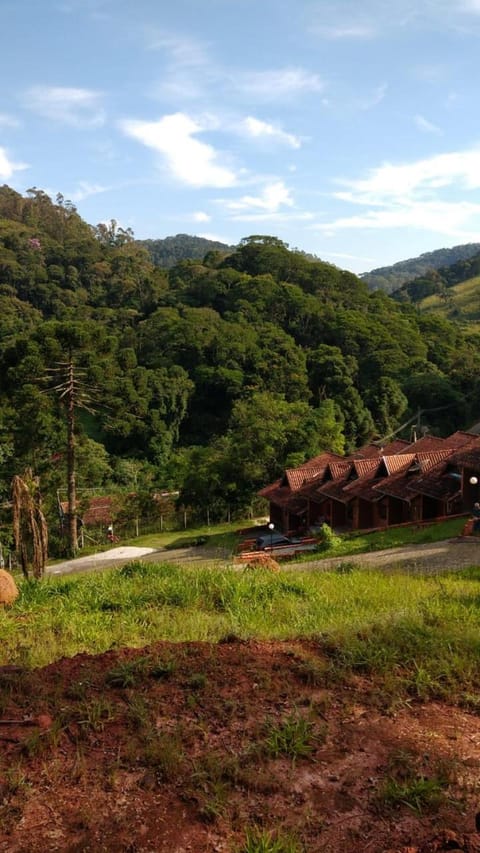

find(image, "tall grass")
[3,560,480,699]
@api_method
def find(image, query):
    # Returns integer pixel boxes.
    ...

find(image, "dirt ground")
[4,536,480,852]
[2,638,480,853]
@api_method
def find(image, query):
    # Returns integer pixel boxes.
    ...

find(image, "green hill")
[361,243,480,293]
[1,187,480,535]
[137,234,235,268]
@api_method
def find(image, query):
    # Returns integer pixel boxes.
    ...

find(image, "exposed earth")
[2,640,480,853]
[1,537,480,852]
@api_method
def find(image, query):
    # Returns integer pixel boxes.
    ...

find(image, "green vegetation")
[296,516,466,561]
[138,233,234,268]
[361,241,480,293]
[4,560,480,710]
[238,828,304,853]
[262,713,319,760]
[1,187,480,555]
[373,749,452,814]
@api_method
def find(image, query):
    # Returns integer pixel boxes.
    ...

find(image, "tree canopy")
[0,186,479,530]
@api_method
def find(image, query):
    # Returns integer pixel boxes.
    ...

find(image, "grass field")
[419,273,480,330]
[3,559,480,706]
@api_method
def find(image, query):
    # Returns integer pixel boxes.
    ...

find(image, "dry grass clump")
[244,554,281,572]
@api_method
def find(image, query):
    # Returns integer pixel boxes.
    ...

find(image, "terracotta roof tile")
[383,454,416,474]
[329,461,353,479]
[379,439,411,454]
[286,467,326,491]
[401,435,446,453]
[300,451,345,468]
[352,459,380,476]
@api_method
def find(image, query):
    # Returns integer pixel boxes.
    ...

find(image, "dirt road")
[297,536,480,573]
[46,536,480,577]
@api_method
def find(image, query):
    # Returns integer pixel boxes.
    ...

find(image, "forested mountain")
[361,243,480,293]
[137,234,234,268]
[1,186,480,530]
[393,249,480,305]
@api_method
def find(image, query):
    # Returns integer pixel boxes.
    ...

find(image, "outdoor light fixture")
[268,521,274,550]
[470,476,478,485]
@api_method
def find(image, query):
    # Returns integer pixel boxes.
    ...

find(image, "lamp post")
[470,476,479,534]
[268,521,274,551]
[470,475,478,504]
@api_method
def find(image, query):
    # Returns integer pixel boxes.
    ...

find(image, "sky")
[2,0,480,274]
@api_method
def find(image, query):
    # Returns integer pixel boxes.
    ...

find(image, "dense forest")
[1,185,480,538]
[137,234,234,269]
[392,249,480,305]
[361,242,480,293]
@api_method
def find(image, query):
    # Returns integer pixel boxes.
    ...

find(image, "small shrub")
[375,775,446,814]
[76,698,115,732]
[187,672,207,690]
[238,827,304,853]
[294,657,327,687]
[263,713,320,761]
[149,659,176,680]
[374,748,449,814]
[141,731,184,781]
[105,657,149,688]
[317,523,342,551]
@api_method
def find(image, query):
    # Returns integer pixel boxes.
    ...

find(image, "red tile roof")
[352,459,380,477]
[259,432,480,516]
[329,461,353,479]
[383,453,416,475]
[60,496,115,526]
[401,435,447,453]
[285,467,325,491]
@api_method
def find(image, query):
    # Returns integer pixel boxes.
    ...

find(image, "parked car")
[255,532,296,550]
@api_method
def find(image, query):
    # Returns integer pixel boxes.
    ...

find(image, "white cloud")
[238,68,324,99]
[24,86,105,128]
[193,211,211,222]
[461,0,480,12]
[225,181,294,214]
[0,147,28,180]
[315,147,480,239]
[334,148,480,202]
[70,181,110,201]
[120,112,237,188]
[312,200,480,239]
[241,117,302,149]
[357,83,388,111]
[312,23,377,38]
[198,231,232,243]
[0,114,20,129]
[321,250,378,264]
[229,210,315,224]
[145,30,209,66]
[414,114,442,134]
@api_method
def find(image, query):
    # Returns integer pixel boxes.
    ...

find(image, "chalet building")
[258,431,480,535]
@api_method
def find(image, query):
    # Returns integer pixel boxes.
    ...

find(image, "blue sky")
[2,0,480,273]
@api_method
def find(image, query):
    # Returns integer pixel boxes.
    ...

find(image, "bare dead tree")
[45,357,97,556]
[11,469,48,579]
